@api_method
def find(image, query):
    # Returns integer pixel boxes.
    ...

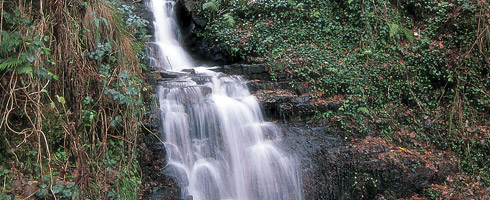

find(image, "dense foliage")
[195,0,490,190]
[0,0,150,198]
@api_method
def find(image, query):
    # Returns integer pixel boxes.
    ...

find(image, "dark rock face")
[278,122,458,200]
[258,95,343,120]
[176,1,242,64]
[209,63,270,80]
[140,132,180,200]
[187,37,242,64]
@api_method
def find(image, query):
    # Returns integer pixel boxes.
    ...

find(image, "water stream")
[149,1,303,199]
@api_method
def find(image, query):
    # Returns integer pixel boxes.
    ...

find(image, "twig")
[463,9,485,59]
[166,56,173,70]
[409,87,427,113]
[0,0,4,42]
[107,134,141,148]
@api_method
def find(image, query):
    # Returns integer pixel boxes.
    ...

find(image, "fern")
[0,58,33,76]
[389,23,399,38]
[403,28,414,43]
[0,58,25,71]
[203,0,219,12]
[15,64,33,76]
[223,13,235,26]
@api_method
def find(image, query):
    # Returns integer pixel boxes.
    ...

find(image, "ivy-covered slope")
[193,0,490,197]
[0,0,151,199]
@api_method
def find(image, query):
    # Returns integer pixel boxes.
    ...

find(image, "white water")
[149,0,194,70]
[149,1,303,199]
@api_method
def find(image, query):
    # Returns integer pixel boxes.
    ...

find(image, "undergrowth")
[0,0,150,198]
[194,0,490,190]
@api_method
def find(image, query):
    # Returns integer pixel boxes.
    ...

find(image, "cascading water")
[149,0,193,70]
[149,1,303,199]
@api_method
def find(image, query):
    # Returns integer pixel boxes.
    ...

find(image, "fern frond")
[389,23,399,38]
[203,0,219,12]
[403,28,414,43]
[0,58,25,71]
[223,13,235,26]
[15,63,33,76]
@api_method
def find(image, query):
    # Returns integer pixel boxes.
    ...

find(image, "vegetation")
[194,0,490,195]
[0,0,150,198]
[1,0,489,198]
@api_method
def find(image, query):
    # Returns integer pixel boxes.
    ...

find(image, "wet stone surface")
[140,132,181,200]
[276,121,458,199]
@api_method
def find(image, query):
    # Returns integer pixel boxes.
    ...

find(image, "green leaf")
[295,3,304,9]
[57,96,66,105]
[357,107,369,115]
[0,193,9,199]
[93,18,100,28]
[326,67,339,73]
[52,184,63,194]
[36,189,47,198]
[63,189,72,197]
[223,13,235,26]
[389,23,399,38]
[348,0,354,4]
[22,53,38,62]
[66,183,75,189]
[101,17,110,29]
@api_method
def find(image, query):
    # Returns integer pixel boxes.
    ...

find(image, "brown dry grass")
[0,0,146,198]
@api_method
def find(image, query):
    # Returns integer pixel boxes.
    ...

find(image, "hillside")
[189,0,490,198]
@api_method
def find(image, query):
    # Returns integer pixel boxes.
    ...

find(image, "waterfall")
[149,1,303,199]
[149,0,194,70]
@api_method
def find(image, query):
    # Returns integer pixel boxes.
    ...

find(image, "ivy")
[196,0,490,185]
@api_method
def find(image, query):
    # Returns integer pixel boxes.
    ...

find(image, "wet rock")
[256,92,343,120]
[157,71,191,79]
[140,133,180,200]
[188,38,239,64]
[191,13,206,27]
[230,64,269,79]
[242,64,268,74]
[278,122,458,200]
[181,68,196,74]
